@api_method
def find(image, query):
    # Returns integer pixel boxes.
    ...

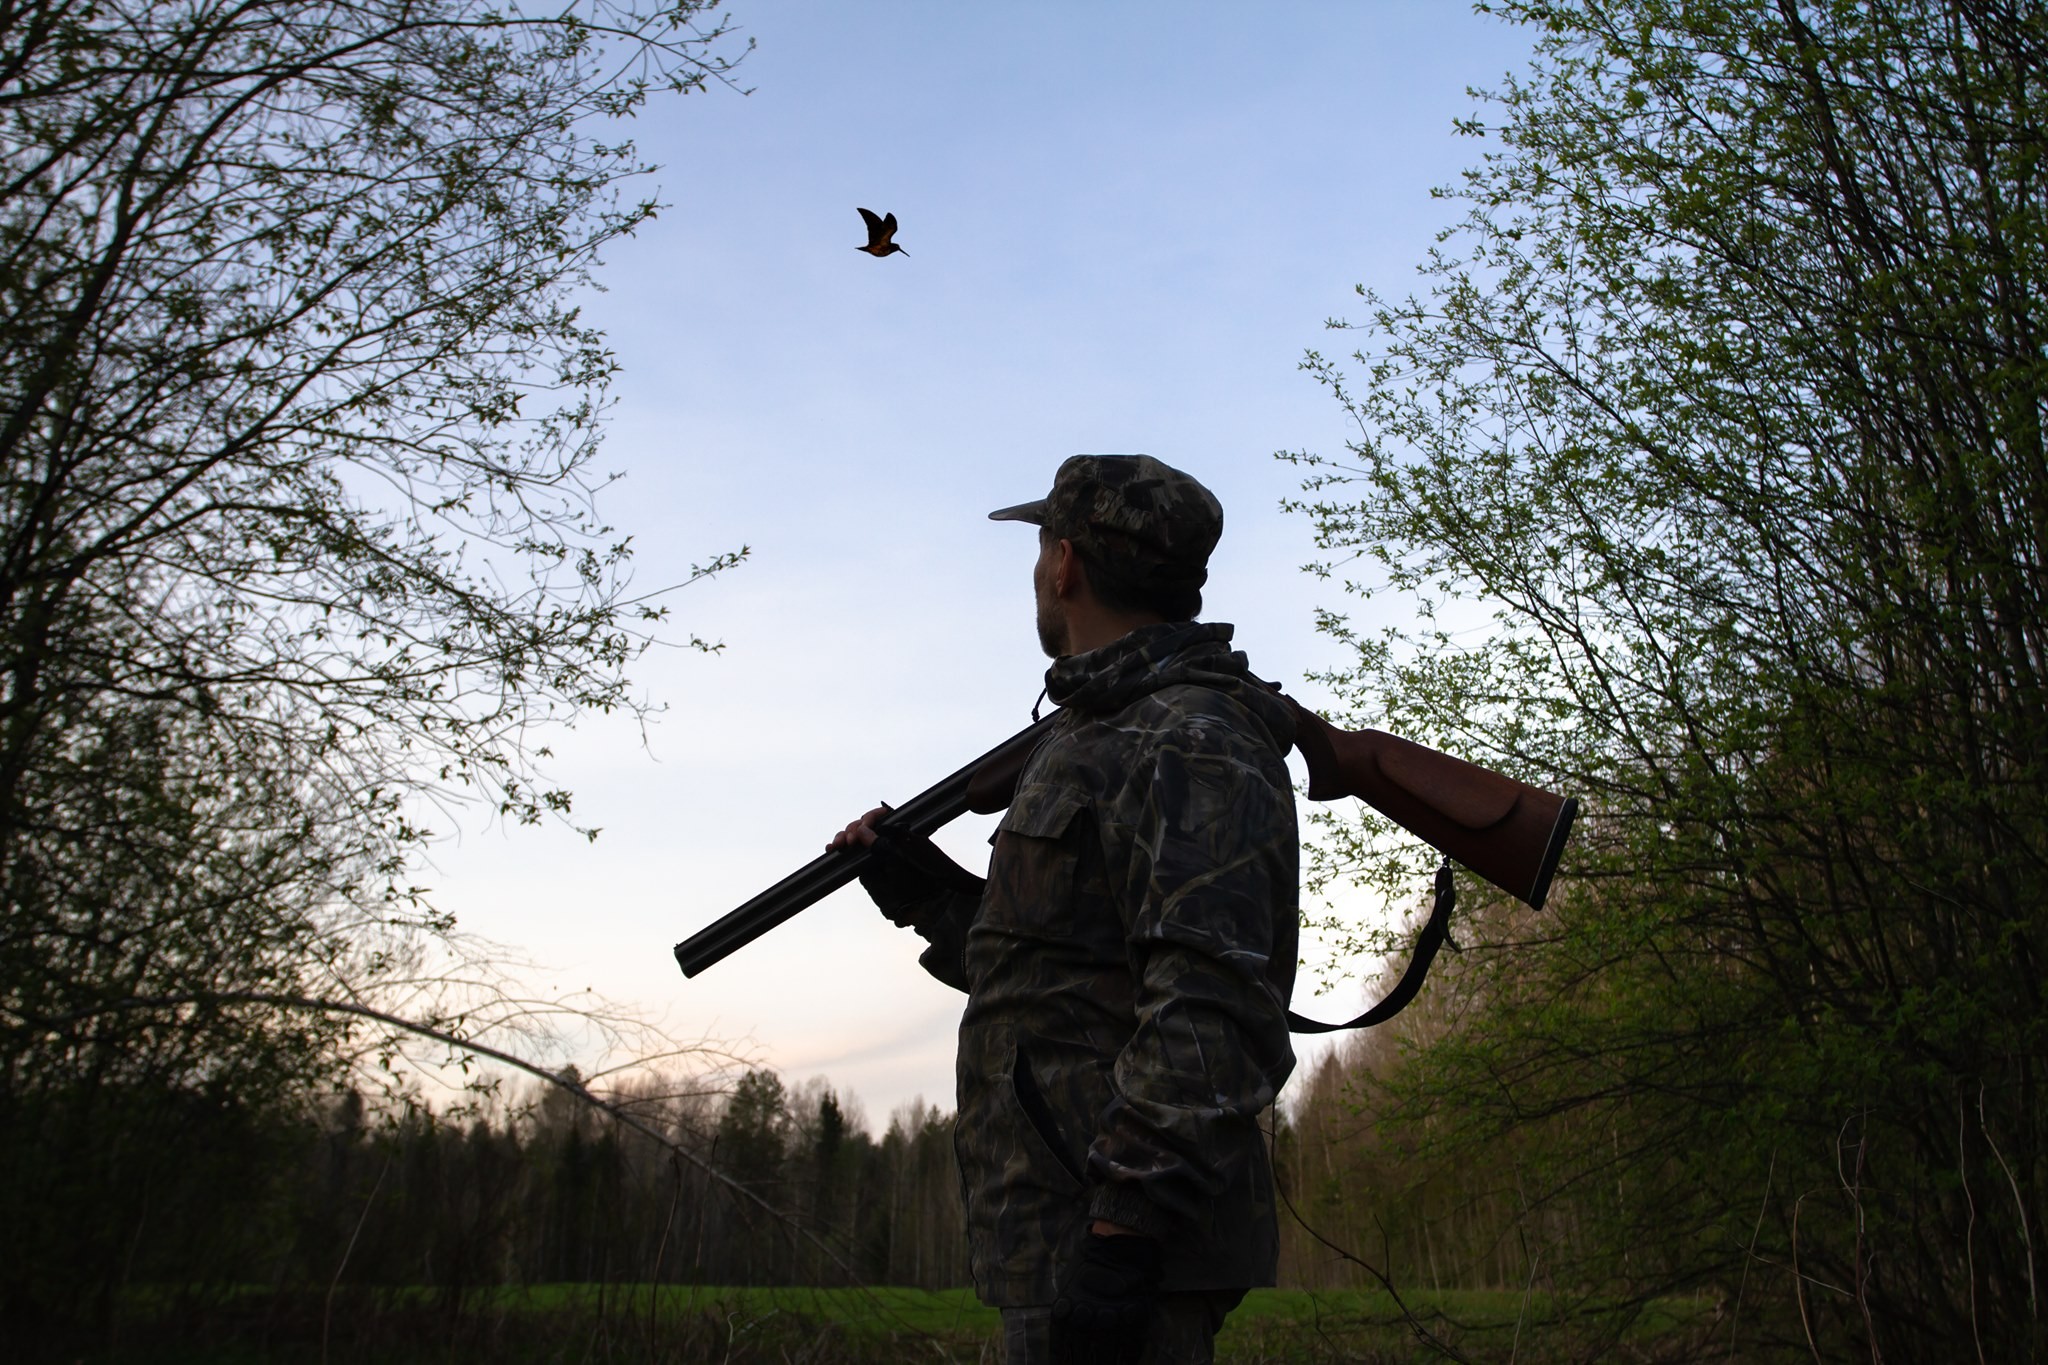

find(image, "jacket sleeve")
[858,832,982,994]
[1082,733,1299,1237]
[908,896,977,993]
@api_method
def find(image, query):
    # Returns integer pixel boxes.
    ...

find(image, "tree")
[0,0,747,838]
[716,1067,792,1191]
[0,680,359,1327]
[0,0,746,1332]
[1287,1,2047,1357]
[710,1068,791,1283]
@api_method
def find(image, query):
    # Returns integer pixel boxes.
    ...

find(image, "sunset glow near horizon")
[422,2,1544,1131]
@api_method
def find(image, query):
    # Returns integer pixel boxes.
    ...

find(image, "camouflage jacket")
[881,621,1299,1306]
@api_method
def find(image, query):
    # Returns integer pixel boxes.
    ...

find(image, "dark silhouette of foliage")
[1286,0,2048,1358]
[0,0,747,1339]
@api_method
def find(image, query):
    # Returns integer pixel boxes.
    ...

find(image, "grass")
[34,1282,1725,1363]
[605,1284,1720,1360]
[497,1282,1004,1341]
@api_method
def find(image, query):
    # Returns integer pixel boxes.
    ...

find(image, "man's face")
[1033,531,1067,659]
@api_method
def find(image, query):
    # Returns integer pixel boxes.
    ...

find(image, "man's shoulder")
[1126,680,1291,757]
[1036,683,1293,810]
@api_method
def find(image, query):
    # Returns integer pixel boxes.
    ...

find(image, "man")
[830,455,1299,1365]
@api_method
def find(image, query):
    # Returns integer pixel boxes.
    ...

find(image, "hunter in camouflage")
[838,456,1298,1365]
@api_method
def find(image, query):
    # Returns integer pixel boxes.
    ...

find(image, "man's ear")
[1054,538,1084,599]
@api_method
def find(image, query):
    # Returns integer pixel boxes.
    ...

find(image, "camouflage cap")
[988,454,1223,593]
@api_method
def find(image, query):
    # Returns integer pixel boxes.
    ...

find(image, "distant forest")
[0,1041,1569,1316]
[9,1066,979,1302]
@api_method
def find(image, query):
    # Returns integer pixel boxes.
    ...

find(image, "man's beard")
[1035,595,1065,659]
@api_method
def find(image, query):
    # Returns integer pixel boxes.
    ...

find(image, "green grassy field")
[512,1280,1712,1347]
[47,1282,1723,1363]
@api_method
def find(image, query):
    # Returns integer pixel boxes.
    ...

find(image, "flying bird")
[856,207,907,258]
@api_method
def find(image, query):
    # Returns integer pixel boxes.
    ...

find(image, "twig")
[1960,1092,1985,1365]
[1728,1148,1776,1361]
[1791,1192,1822,1365]
[1836,1112,1881,1363]
[1509,1245,1541,1364]
[1508,1157,1540,1365]
[323,1152,390,1365]
[1979,1084,2038,1321]
[646,1152,686,1365]
[1272,1165,1477,1364]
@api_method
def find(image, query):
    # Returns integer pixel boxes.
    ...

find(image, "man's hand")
[1050,1230,1161,1365]
[829,806,985,930]
[826,805,890,853]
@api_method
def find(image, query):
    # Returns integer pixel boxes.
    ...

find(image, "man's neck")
[1062,607,1167,657]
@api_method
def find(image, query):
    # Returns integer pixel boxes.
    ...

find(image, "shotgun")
[671,715,1058,978]
[672,690,1576,982]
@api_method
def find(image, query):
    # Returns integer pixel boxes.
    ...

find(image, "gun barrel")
[672,713,1057,977]
[674,846,874,977]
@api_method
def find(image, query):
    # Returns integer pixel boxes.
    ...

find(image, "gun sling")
[1283,861,1455,1034]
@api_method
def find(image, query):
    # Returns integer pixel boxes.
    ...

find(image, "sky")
[424,1,1545,1132]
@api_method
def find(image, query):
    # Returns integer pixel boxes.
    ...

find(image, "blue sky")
[427,2,1544,1128]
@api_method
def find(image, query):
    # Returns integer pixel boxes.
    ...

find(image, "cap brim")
[988,498,1048,524]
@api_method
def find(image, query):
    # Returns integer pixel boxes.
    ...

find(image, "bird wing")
[857,207,885,240]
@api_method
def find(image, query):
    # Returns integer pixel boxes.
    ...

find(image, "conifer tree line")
[284,1070,969,1297]
[389,1068,964,1294]
[3,1061,970,1339]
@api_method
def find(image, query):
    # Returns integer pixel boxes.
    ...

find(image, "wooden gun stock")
[1284,701,1577,911]
[673,694,1577,978]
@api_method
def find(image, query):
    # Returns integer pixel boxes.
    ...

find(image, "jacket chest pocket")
[980,782,1090,936]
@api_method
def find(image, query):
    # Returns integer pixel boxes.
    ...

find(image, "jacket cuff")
[915,935,970,994]
[1086,1183,1175,1239]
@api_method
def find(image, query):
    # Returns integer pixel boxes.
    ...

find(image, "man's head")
[991,455,1224,656]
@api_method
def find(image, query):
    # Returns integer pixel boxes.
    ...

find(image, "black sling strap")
[1284,860,1456,1034]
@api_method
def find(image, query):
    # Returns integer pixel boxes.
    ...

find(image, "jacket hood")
[1044,621,1296,752]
